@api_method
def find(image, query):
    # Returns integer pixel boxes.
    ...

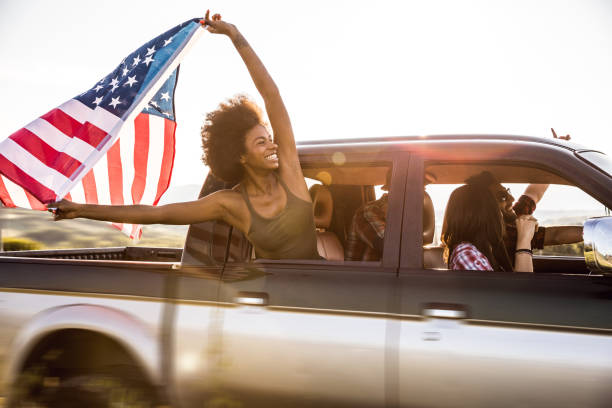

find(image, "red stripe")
[9,128,82,177]
[131,114,149,205]
[107,140,124,205]
[81,169,99,204]
[79,122,110,149]
[0,155,57,203]
[0,177,16,207]
[131,224,141,240]
[42,108,108,147]
[24,190,46,210]
[65,192,72,201]
[0,179,45,211]
[112,222,125,232]
[154,119,176,205]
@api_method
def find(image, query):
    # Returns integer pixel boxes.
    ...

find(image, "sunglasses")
[496,187,512,203]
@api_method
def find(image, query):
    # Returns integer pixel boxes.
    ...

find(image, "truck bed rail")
[0,246,183,262]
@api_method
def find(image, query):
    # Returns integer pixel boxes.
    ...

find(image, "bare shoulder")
[201,188,250,233]
[203,188,246,211]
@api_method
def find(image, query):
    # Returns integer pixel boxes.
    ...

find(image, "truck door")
[396,155,612,408]
[208,154,407,408]
[171,176,248,407]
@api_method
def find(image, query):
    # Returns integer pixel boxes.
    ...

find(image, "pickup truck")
[0,135,611,408]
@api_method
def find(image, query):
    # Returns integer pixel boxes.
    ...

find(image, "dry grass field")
[0,208,187,250]
[0,184,201,250]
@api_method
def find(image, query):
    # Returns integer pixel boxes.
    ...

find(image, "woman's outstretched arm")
[202,12,308,198]
[49,190,247,230]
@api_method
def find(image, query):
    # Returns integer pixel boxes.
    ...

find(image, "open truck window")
[183,162,395,266]
[421,162,607,273]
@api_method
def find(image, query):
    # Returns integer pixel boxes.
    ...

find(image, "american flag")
[0,18,203,239]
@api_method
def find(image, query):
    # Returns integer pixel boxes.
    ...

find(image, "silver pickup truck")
[0,135,611,408]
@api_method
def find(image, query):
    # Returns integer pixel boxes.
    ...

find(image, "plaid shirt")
[449,242,494,271]
[345,194,388,261]
[504,195,546,256]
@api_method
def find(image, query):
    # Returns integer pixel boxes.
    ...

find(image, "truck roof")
[297,134,589,152]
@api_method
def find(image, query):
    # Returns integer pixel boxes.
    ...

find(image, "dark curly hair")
[201,95,265,184]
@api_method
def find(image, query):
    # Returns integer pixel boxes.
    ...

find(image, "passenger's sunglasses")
[496,188,512,203]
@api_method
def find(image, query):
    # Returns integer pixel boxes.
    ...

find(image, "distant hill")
[0,208,188,250]
[0,184,201,250]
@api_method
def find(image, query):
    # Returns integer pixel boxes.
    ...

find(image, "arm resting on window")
[543,226,583,246]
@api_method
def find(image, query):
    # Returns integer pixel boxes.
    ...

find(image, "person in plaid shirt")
[449,242,494,271]
[443,184,538,272]
[345,168,392,261]
[345,193,388,261]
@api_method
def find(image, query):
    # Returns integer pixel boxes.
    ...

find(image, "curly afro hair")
[201,95,265,184]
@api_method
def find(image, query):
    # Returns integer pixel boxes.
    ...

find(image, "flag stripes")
[58,100,122,136]
[24,118,95,163]
[107,142,124,206]
[157,119,176,205]
[10,128,82,177]
[132,114,149,205]
[0,113,175,239]
[0,101,123,200]
[0,151,58,202]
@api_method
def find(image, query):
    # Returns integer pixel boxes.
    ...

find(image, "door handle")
[234,291,269,306]
[422,302,469,319]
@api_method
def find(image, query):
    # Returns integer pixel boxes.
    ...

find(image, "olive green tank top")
[240,176,320,260]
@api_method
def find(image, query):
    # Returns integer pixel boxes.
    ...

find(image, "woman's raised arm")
[514,215,538,272]
[202,12,307,195]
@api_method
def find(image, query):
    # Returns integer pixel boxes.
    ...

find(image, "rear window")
[576,150,612,177]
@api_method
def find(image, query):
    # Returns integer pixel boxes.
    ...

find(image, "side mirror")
[584,217,612,275]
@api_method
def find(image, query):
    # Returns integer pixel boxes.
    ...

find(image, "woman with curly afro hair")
[50,11,320,260]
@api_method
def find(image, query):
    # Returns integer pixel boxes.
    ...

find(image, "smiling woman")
[201,95,270,184]
[49,11,321,260]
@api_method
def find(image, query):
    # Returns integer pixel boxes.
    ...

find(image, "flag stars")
[93,96,103,105]
[132,55,141,66]
[124,75,138,87]
[109,77,119,92]
[150,100,159,108]
[142,55,155,66]
[122,66,130,77]
[162,111,171,117]
[94,84,104,92]
[160,92,170,101]
[146,46,156,56]
[163,36,173,47]
[109,96,122,108]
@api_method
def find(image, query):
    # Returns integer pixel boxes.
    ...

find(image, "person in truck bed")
[49,11,320,260]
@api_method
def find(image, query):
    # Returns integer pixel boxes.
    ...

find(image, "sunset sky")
[1,0,611,197]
